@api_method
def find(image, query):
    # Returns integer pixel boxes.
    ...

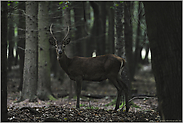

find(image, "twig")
[18,46,25,51]
[121,95,157,110]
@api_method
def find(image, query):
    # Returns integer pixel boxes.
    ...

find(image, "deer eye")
[63,45,66,48]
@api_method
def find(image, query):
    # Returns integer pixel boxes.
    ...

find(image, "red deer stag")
[50,24,129,112]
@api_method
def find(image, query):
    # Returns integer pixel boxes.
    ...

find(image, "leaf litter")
[7,64,160,121]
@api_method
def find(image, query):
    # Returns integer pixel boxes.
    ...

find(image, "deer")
[50,24,129,112]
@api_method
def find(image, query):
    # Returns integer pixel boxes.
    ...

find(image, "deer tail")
[119,58,125,75]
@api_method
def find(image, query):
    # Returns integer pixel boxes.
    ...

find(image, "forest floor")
[7,63,161,122]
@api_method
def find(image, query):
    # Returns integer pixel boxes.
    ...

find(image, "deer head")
[50,24,70,59]
[57,37,70,56]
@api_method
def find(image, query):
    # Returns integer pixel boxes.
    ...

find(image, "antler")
[50,24,58,42]
[62,25,70,41]
[50,23,59,58]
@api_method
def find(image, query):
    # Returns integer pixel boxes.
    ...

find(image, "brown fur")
[58,52,129,112]
[50,24,129,111]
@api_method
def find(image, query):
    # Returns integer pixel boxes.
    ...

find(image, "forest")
[1,1,182,122]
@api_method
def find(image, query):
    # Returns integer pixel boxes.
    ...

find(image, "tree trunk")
[73,2,85,57]
[89,2,100,56]
[132,1,142,77]
[124,1,133,82]
[98,2,106,55]
[50,2,59,78]
[14,6,19,66]
[85,2,93,57]
[21,2,38,101]
[115,1,125,57]
[107,2,115,54]
[8,3,15,71]
[115,1,132,100]
[1,1,8,121]
[37,2,53,100]
[17,2,25,91]
[144,2,182,120]
[62,2,74,100]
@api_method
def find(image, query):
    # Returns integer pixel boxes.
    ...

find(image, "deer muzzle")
[58,49,62,54]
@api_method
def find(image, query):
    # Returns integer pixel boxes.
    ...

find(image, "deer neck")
[58,52,71,74]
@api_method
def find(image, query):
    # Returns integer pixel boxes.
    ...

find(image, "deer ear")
[63,38,70,45]
[49,38,55,46]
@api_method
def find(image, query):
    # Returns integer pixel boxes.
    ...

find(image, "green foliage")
[107,100,141,109]
[94,107,99,109]
[73,96,77,99]
[86,106,99,110]
[111,1,124,9]
[63,5,68,10]
[59,1,63,5]
[130,101,141,108]
[8,1,18,6]
[80,104,87,107]
[79,104,99,109]
[105,98,116,106]
[110,6,114,9]
[105,98,126,109]
[58,1,69,10]
[119,102,125,108]
[48,95,57,101]
[8,1,13,6]
[64,117,67,121]
[63,96,69,99]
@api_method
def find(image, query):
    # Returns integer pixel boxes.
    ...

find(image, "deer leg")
[124,89,129,112]
[115,89,122,110]
[117,77,129,112]
[76,81,82,108]
[109,78,122,110]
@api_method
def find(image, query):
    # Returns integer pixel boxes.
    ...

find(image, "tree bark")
[107,2,115,54]
[84,2,93,57]
[98,2,106,55]
[62,2,74,100]
[17,2,26,91]
[124,2,133,96]
[115,1,131,100]
[115,1,125,57]
[1,1,8,121]
[8,3,15,71]
[73,2,85,57]
[124,2,133,80]
[49,2,58,78]
[132,1,142,77]
[89,2,100,56]
[21,2,38,101]
[37,2,53,100]
[144,2,182,120]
